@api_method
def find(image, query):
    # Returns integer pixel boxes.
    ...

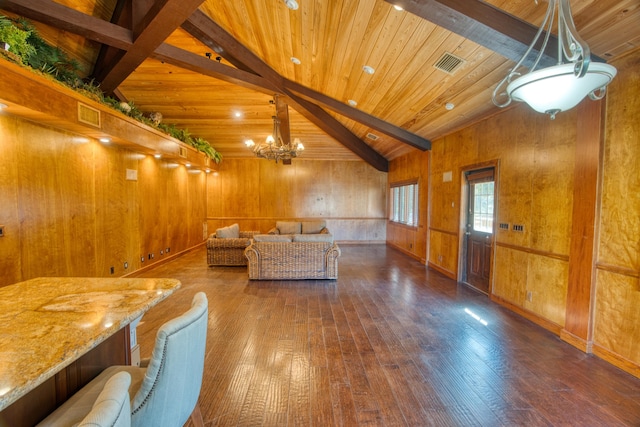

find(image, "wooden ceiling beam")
[183,10,388,171]
[284,80,431,151]
[274,95,291,146]
[151,44,275,96]
[93,0,205,93]
[388,0,558,68]
[0,0,132,50]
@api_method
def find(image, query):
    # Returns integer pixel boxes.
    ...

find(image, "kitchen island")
[0,276,180,426]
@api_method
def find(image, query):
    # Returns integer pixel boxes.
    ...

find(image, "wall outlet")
[526,291,533,302]
[110,266,115,275]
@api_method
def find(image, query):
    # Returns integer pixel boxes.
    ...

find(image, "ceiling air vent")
[366,133,379,141]
[77,102,101,128]
[433,52,465,75]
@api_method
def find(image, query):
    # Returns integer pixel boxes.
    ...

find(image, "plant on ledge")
[0,15,222,164]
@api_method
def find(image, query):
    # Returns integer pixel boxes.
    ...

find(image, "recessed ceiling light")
[154,153,162,159]
[284,0,298,10]
[234,111,243,118]
[0,103,7,109]
[347,99,358,107]
[99,137,111,143]
[393,5,403,11]
[291,56,301,65]
[445,102,455,110]
[362,65,375,75]
[185,163,191,168]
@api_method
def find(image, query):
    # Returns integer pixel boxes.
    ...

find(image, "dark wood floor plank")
[132,244,640,427]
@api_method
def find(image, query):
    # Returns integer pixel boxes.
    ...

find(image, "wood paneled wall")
[386,150,429,262]
[0,115,207,288]
[399,48,640,378]
[593,49,640,377]
[428,105,576,330]
[206,159,387,242]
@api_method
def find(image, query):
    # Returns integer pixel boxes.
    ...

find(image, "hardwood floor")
[132,244,640,426]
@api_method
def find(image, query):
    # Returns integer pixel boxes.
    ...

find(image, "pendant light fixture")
[492,0,616,119]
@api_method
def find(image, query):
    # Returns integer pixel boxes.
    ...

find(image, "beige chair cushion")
[276,221,301,235]
[293,233,334,243]
[253,234,293,242]
[216,223,239,238]
[301,221,326,234]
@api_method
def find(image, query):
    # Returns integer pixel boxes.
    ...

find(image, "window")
[472,181,494,233]
[390,182,418,226]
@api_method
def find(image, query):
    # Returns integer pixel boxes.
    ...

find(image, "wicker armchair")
[206,231,259,266]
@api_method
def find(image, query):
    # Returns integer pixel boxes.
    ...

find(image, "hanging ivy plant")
[0,15,222,164]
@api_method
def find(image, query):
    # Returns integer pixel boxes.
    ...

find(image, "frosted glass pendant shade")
[507,63,617,118]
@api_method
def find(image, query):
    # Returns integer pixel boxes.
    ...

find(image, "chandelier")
[244,99,304,164]
[492,0,616,119]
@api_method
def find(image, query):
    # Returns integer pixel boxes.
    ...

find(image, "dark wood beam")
[151,44,275,95]
[0,0,133,50]
[283,91,388,172]
[92,0,131,82]
[388,0,558,68]
[184,10,388,171]
[93,0,205,93]
[284,79,430,151]
[274,95,291,146]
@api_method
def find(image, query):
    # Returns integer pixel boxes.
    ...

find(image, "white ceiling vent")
[366,132,379,141]
[433,52,465,74]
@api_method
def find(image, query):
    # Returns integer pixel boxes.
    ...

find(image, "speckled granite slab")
[0,277,180,411]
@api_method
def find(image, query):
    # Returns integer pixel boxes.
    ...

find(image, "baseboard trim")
[426,261,456,279]
[386,242,425,264]
[123,242,205,278]
[592,344,640,380]
[560,329,591,353]
[490,294,563,336]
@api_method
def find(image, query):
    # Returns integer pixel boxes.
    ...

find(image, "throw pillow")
[293,233,334,243]
[301,221,326,234]
[276,221,301,235]
[216,223,240,238]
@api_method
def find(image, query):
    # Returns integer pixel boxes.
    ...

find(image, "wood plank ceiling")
[1,0,639,170]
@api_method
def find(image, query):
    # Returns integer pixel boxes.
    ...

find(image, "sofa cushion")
[253,234,293,242]
[216,223,239,238]
[276,221,301,235]
[301,221,326,234]
[293,233,334,243]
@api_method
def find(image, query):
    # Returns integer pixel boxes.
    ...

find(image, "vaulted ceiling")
[1,0,638,171]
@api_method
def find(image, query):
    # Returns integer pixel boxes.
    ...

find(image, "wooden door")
[464,169,494,293]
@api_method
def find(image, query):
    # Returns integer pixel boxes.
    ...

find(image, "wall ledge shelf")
[0,58,215,170]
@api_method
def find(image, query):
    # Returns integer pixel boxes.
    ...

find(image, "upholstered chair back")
[78,371,132,427]
[130,292,208,427]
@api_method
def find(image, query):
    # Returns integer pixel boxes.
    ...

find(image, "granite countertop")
[0,277,181,411]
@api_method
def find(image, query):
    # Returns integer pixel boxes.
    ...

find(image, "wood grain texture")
[0,115,207,287]
[130,245,640,425]
[206,158,387,242]
[594,48,640,368]
[386,150,429,261]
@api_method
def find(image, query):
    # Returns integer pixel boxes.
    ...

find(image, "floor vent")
[366,133,379,141]
[433,52,465,74]
[77,102,101,128]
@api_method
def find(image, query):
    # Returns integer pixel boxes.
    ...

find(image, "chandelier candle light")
[245,98,304,164]
[492,0,616,119]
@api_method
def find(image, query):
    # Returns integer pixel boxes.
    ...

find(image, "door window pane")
[473,181,494,233]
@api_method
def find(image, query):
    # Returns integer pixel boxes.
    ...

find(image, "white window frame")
[389,182,419,227]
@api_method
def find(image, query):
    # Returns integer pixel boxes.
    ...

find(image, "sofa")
[206,223,260,266]
[244,220,341,280]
